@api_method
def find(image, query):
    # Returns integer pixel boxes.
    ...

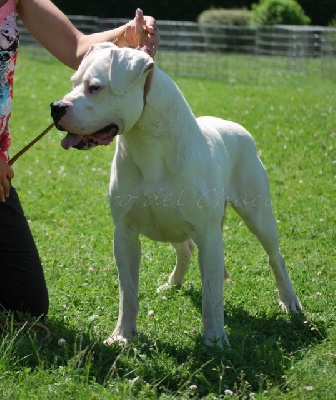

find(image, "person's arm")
[17,0,159,69]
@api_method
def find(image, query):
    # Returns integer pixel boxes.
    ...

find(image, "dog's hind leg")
[230,160,302,313]
[157,239,195,291]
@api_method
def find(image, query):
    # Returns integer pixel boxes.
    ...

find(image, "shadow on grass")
[5,287,327,397]
[175,284,327,394]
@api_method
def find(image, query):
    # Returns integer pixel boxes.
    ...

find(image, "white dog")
[50,43,302,347]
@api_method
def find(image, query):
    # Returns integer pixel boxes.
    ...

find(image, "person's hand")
[0,157,14,202]
[124,8,160,57]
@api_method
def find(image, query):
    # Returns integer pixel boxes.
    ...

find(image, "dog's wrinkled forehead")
[71,43,154,95]
[71,44,112,86]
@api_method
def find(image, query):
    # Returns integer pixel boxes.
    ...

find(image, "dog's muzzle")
[50,101,68,128]
[50,101,119,150]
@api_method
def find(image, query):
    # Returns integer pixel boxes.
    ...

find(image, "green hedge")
[198,9,254,54]
[251,0,311,26]
[197,8,251,26]
[329,16,336,27]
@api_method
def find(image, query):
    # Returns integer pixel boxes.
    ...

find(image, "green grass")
[1,52,335,399]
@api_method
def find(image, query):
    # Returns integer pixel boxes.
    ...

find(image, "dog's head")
[50,43,154,150]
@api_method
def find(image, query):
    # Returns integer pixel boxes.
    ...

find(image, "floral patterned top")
[0,0,18,162]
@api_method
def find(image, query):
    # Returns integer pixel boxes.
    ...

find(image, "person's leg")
[0,186,49,317]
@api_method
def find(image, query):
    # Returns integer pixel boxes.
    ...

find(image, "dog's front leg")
[104,227,141,345]
[196,230,229,348]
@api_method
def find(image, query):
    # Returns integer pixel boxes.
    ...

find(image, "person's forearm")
[75,25,129,64]
[17,1,159,70]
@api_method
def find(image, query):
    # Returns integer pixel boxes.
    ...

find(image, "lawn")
[0,52,335,399]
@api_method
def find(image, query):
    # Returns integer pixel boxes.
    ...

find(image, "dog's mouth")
[61,124,119,150]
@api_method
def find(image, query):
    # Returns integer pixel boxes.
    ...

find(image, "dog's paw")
[279,296,302,313]
[104,335,129,346]
[204,333,230,348]
[156,283,169,293]
[104,327,137,346]
[156,282,182,293]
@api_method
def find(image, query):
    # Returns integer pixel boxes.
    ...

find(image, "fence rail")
[17,17,336,81]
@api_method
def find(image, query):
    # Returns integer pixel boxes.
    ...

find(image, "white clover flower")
[189,384,197,393]
[58,338,66,346]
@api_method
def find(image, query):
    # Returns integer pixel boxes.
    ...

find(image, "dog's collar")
[138,46,154,105]
[143,70,153,105]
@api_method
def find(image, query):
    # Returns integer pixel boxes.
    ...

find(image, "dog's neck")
[117,67,200,180]
[141,67,198,138]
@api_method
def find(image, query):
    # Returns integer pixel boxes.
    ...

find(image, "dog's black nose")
[50,101,68,124]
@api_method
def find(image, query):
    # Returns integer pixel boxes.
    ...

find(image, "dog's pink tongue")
[61,133,84,150]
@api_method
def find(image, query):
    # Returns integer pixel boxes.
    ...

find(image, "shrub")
[197,10,255,54]
[251,0,311,26]
[329,15,336,27]
[198,8,252,26]
[197,9,254,54]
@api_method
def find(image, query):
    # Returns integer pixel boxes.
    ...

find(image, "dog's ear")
[109,47,154,95]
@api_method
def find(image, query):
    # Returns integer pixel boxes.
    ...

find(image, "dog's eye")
[88,85,100,94]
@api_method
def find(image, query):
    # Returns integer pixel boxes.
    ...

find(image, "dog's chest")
[110,179,193,242]
[139,213,190,242]
[129,186,194,242]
